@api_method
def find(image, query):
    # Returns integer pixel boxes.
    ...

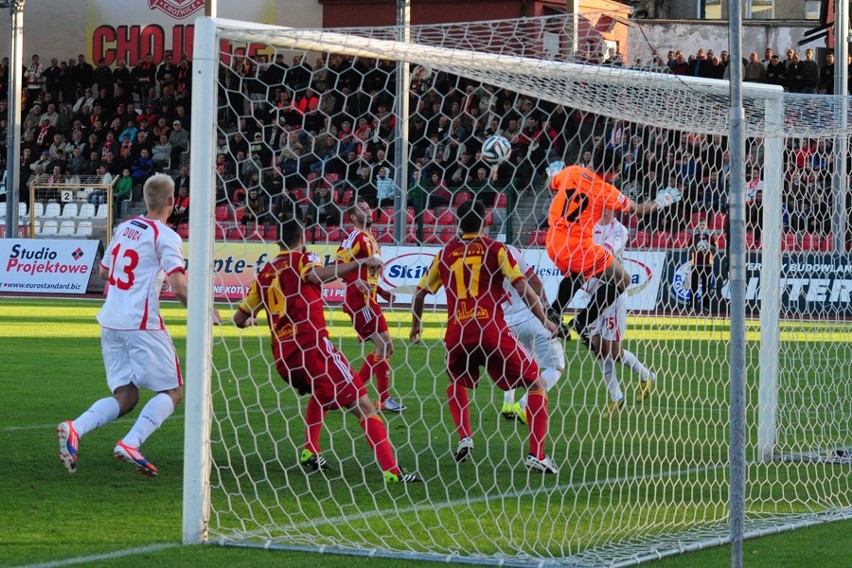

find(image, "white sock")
[121,393,175,448]
[621,350,652,381]
[519,368,561,409]
[541,368,562,391]
[503,388,515,405]
[598,358,623,402]
[72,397,120,437]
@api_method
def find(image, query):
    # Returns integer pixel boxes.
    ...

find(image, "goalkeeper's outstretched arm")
[630,187,682,215]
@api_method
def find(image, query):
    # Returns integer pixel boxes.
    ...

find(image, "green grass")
[0,297,849,568]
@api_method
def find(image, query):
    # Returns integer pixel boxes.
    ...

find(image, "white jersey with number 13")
[97,217,185,331]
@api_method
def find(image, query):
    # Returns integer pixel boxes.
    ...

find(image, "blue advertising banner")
[659,251,852,317]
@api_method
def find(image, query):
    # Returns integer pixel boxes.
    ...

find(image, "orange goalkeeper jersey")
[546,165,632,246]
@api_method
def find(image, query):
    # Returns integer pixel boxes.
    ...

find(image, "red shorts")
[275,336,366,410]
[343,297,389,342]
[446,328,539,391]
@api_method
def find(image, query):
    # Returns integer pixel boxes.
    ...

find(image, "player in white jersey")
[57,174,206,477]
[586,209,656,416]
[499,245,565,424]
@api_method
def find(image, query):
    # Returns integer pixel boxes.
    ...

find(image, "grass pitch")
[0,297,849,568]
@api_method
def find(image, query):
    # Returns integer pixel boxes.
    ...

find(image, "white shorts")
[101,327,182,393]
[505,316,566,371]
[587,294,627,342]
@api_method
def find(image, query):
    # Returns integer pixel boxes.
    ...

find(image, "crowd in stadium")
[1,44,848,248]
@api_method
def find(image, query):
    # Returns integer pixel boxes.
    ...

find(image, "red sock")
[373,354,390,404]
[446,382,472,440]
[525,388,549,459]
[359,414,399,475]
[357,356,373,385]
[304,397,326,455]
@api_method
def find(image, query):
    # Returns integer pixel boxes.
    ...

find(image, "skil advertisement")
[0,239,99,294]
[660,251,852,316]
[177,243,666,309]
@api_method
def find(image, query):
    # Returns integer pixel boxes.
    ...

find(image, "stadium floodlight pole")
[833,0,849,253]
[3,0,24,239]
[182,14,217,546]
[393,0,410,243]
[727,1,747,567]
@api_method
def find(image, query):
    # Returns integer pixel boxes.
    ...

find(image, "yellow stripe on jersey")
[238,280,263,316]
[418,254,443,293]
[497,245,523,283]
[299,254,323,278]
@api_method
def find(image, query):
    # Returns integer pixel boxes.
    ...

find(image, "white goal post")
[183,14,851,566]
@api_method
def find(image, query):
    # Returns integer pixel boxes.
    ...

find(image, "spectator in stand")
[152,134,172,171]
[800,49,820,94]
[131,148,155,187]
[75,54,95,95]
[820,53,835,94]
[240,187,270,228]
[173,164,190,195]
[425,170,452,209]
[469,165,499,208]
[744,52,766,83]
[747,189,763,242]
[168,120,189,166]
[93,58,113,96]
[157,52,178,91]
[113,167,133,218]
[765,54,787,88]
[375,166,395,208]
[168,185,190,226]
[25,54,44,100]
[306,182,340,226]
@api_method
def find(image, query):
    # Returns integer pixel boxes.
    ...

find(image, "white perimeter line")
[9,543,179,568]
[285,464,723,533]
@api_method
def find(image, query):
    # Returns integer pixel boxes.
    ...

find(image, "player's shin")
[549,276,582,320]
[518,368,560,409]
[598,358,623,401]
[619,349,653,381]
[120,392,175,448]
[304,397,326,455]
[373,353,391,404]
[72,397,120,437]
[446,382,472,440]
[525,388,549,460]
[359,414,400,475]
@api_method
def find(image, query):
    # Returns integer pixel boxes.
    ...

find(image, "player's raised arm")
[307,254,382,285]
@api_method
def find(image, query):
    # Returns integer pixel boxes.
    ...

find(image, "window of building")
[704,0,722,20]
[804,1,822,20]
[749,0,775,19]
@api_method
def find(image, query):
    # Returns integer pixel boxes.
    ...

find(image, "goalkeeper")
[544,148,682,343]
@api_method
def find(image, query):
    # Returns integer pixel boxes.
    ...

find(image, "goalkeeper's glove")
[545,161,565,183]
[655,187,682,208]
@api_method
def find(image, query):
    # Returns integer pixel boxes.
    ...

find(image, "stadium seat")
[94,205,108,219]
[324,173,340,185]
[404,229,419,244]
[452,191,472,206]
[215,205,233,221]
[421,210,437,225]
[245,226,265,241]
[483,210,494,226]
[18,203,27,217]
[406,207,416,224]
[43,202,61,218]
[228,226,246,240]
[781,232,801,251]
[494,193,508,208]
[379,208,395,224]
[436,209,455,225]
[626,214,639,229]
[630,230,650,248]
[526,229,547,246]
[75,221,93,237]
[650,231,671,249]
[745,232,758,249]
[437,227,457,243]
[377,227,395,244]
[32,202,45,218]
[820,234,833,252]
[339,189,354,205]
[672,231,692,249]
[38,220,58,236]
[77,203,96,219]
[709,212,726,230]
[266,225,278,241]
[57,220,76,236]
[177,223,190,239]
[688,212,705,229]
[60,203,78,219]
[215,224,228,240]
[420,226,437,244]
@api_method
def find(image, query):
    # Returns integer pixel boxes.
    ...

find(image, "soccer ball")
[481,135,512,165]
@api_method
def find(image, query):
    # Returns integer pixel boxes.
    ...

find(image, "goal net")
[184,14,852,566]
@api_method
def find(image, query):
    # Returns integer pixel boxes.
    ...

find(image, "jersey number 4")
[561,188,589,223]
[108,245,140,290]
